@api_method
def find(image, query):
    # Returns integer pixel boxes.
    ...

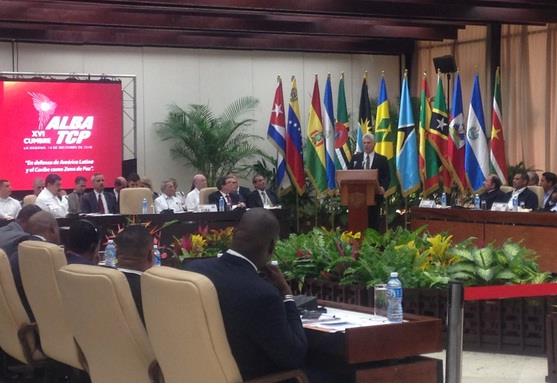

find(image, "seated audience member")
[479,174,505,210]
[185,208,307,380]
[208,176,244,208]
[113,176,128,210]
[66,176,87,214]
[9,211,60,320]
[35,174,68,218]
[246,174,279,208]
[32,177,44,196]
[139,177,159,199]
[154,179,185,213]
[527,171,539,186]
[0,204,42,257]
[185,174,208,211]
[227,173,251,203]
[127,172,141,188]
[541,172,557,210]
[81,173,118,214]
[548,191,557,212]
[498,172,538,210]
[0,179,21,219]
[65,220,100,265]
[170,178,186,208]
[115,225,153,323]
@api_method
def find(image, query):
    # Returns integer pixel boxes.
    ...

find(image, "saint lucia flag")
[465,74,490,192]
[396,72,420,197]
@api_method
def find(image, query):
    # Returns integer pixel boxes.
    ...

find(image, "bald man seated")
[9,211,60,321]
[184,208,307,380]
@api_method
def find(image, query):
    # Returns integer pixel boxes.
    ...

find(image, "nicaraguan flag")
[465,74,489,192]
[323,74,337,190]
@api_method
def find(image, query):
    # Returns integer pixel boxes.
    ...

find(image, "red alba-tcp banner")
[0,80,123,190]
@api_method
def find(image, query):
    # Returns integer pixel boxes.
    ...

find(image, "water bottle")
[141,198,148,214]
[104,240,117,268]
[218,196,225,212]
[152,244,161,267]
[512,196,519,212]
[441,192,447,207]
[474,194,480,209]
[386,272,403,323]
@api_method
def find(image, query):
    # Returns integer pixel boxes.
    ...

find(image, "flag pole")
[295,193,300,233]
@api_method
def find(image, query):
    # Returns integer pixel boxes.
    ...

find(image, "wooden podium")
[336,170,378,233]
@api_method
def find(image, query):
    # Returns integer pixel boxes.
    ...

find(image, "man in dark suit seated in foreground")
[497,171,538,210]
[64,219,100,265]
[184,208,307,380]
[115,225,153,323]
[246,174,279,208]
[479,174,506,210]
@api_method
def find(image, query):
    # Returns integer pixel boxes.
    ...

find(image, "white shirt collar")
[117,267,143,276]
[32,235,47,241]
[225,249,258,272]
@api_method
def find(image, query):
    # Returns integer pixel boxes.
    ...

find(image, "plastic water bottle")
[141,198,148,214]
[441,192,447,207]
[104,240,117,268]
[386,272,403,323]
[152,245,161,267]
[218,196,225,212]
[474,194,480,209]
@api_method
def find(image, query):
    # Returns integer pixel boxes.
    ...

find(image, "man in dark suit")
[227,173,251,203]
[115,225,153,324]
[541,172,557,210]
[80,173,118,214]
[64,220,100,265]
[499,172,538,210]
[246,174,279,208]
[208,176,245,209]
[9,211,60,321]
[66,175,87,214]
[348,133,390,231]
[0,204,42,257]
[184,208,307,380]
[479,174,506,210]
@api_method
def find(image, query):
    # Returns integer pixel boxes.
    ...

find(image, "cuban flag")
[465,74,489,193]
[266,77,290,191]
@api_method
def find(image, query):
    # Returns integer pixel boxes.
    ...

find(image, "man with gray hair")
[154,178,184,213]
[348,133,390,231]
[185,174,207,211]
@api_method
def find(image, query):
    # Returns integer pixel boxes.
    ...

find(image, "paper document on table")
[303,307,395,333]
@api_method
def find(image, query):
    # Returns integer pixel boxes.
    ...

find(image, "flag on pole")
[374,75,397,196]
[428,72,456,178]
[323,74,337,190]
[396,71,420,197]
[266,76,291,192]
[304,74,327,193]
[465,74,490,192]
[335,73,351,170]
[285,76,305,195]
[447,72,467,192]
[419,73,441,196]
[490,67,508,185]
[356,73,371,153]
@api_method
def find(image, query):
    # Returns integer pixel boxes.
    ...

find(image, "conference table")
[410,207,557,272]
[305,300,443,382]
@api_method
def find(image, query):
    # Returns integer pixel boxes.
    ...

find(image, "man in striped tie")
[246,174,279,208]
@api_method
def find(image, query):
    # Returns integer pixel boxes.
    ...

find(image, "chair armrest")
[249,369,308,383]
[17,322,46,365]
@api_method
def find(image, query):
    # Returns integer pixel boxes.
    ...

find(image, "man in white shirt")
[35,174,68,218]
[154,179,185,213]
[0,179,21,220]
[185,174,207,211]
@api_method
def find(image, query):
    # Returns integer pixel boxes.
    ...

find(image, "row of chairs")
[0,241,305,382]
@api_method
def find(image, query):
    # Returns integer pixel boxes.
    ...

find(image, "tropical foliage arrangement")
[156,96,264,185]
[165,226,235,263]
[274,227,553,288]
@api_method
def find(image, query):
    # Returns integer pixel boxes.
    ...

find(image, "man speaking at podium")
[349,133,390,231]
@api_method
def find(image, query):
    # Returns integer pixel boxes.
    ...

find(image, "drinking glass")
[374,284,387,316]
